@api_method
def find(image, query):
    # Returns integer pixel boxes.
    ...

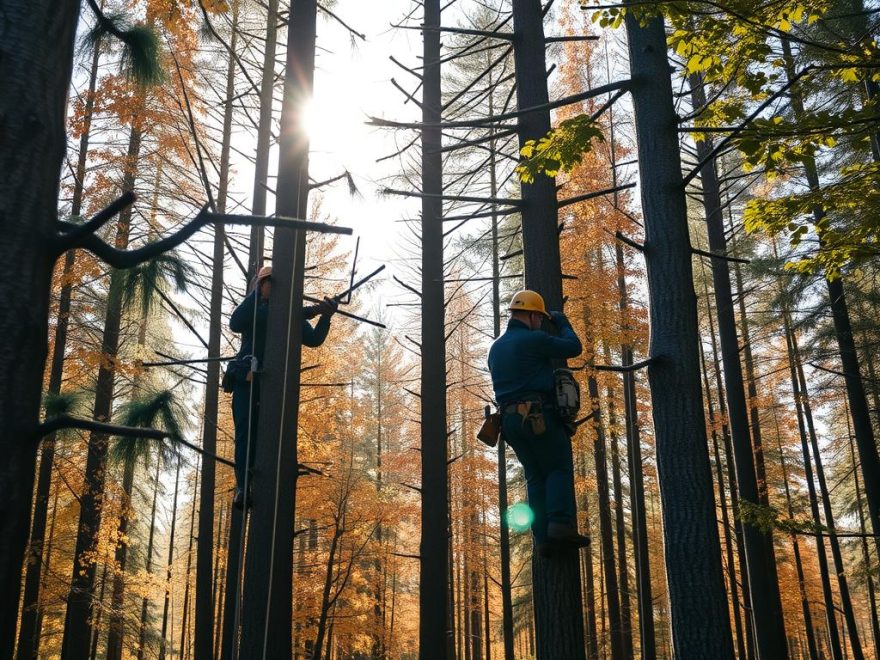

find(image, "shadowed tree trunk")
[688,71,788,659]
[195,0,238,654]
[782,309,843,660]
[418,0,450,655]
[512,1,585,655]
[781,36,880,560]
[180,463,199,659]
[773,409,820,660]
[136,457,162,660]
[159,457,182,660]
[16,26,102,660]
[624,10,734,656]
[696,284,748,660]
[0,3,82,653]
[238,0,314,654]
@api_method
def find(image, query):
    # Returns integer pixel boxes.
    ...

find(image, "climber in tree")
[488,289,590,553]
[228,265,337,508]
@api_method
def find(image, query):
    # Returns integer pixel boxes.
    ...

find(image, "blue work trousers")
[502,406,575,543]
[231,380,260,490]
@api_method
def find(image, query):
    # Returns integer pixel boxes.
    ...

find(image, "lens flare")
[506,502,534,533]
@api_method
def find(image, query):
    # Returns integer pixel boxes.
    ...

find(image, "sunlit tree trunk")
[158,457,182,660]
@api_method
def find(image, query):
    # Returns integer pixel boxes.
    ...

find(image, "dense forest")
[3,0,880,658]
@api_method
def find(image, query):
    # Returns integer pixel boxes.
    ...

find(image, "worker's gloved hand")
[549,310,568,325]
[318,296,339,317]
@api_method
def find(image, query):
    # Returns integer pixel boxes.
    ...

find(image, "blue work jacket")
[230,290,331,364]
[488,316,582,405]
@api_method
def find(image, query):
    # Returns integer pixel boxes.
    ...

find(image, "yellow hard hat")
[509,290,550,318]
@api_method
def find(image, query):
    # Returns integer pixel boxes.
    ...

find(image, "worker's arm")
[301,298,337,347]
[534,312,582,359]
[302,313,332,347]
[229,290,256,333]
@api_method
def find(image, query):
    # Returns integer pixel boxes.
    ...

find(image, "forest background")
[9,0,880,658]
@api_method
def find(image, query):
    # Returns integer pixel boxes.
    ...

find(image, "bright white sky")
[225,0,430,320]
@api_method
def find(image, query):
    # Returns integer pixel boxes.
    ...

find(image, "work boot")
[547,521,590,548]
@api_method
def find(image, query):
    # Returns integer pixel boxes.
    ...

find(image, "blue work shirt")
[230,290,331,364]
[488,316,582,405]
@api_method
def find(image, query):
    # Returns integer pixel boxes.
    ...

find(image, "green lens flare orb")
[506,502,534,533]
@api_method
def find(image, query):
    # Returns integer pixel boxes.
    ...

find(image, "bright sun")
[300,95,361,160]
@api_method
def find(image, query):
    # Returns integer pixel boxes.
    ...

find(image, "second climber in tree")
[227,265,337,508]
[488,289,590,554]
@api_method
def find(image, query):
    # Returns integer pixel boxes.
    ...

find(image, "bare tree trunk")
[624,10,734,656]
[195,0,238,654]
[62,122,143,660]
[419,0,450,656]
[238,0,314,654]
[577,451,600,660]
[0,4,81,652]
[688,70,788,659]
[137,457,162,660]
[16,23,102,657]
[159,457,182,660]
[181,464,200,660]
[848,420,880,659]
[106,458,138,659]
[512,2,585,655]
[696,302,747,660]
[602,350,634,659]
[782,309,844,660]
[774,410,820,660]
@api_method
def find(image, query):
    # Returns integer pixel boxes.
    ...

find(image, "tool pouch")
[477,405,501,448]
[518,401,546,436]
[222,357,252,393]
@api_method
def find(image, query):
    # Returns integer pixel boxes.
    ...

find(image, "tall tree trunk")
[577,450,600,660]
[238,0,314,654]
[773,409,820,660]
[311,524,341,659]
[105,457,138,659]
[181,463,200,660]
[246,0,279,278]
[782,310,844,660]
[602,349,634,659]
[159,457,182,660]
[792,326,862,655]
[16,24,102,659]
[614,241,655,660]
[781,35,880,559]
[583,334,624,660]
[195,0,238,654]
[512,2,585,655]
[61,122,143,660]
[624,11,734,656]
[89,561,110,659]
[419,0,450,656]
[488,94,515,659]
[137,457,162,660]
[848,418,880,659]
[688,71,788,658]
[696,294,747,660]
[0,3,81,651]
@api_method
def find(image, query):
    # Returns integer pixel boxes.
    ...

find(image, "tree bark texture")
[419,0,450,657]
[0,2,81,654]
[688,72,788,659]
[238,0,314,655]
[624,10,734,657]
[512,1,585,656]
